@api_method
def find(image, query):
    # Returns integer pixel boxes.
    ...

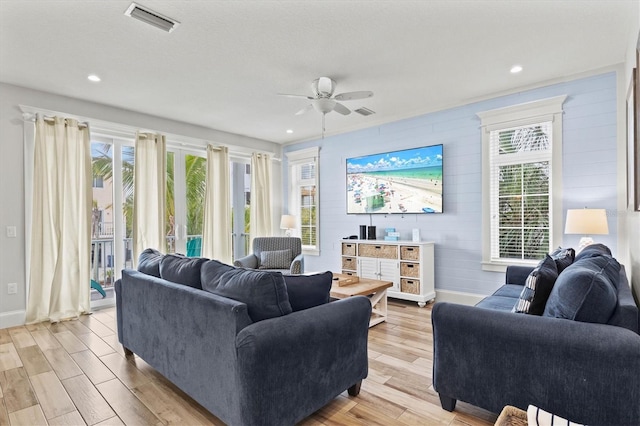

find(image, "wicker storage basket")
[400,262,420,278]
[342,257,356,270]
[400,246,420,261]
[358,243,398,259]
[400,278,420,294]
[342,243,356,256]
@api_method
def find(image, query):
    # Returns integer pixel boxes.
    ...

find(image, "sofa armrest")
[234,254,258,269]
[289,254,304,274]
[234,296,371,426]
[432,302,640,425]
[505,265,534,285]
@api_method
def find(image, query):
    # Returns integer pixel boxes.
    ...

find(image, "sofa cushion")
[137,248,163,278]
[550,247,575,273]
[210,268,293,322]
[159,254,207,289]
[574,243,611,262]
[201,259,235,292]
[512,255,558,315]
[259,249,292,269]
[476,295,518,311]
[492,284,526,299]
[543,254,619,324]
[283,271,332,311]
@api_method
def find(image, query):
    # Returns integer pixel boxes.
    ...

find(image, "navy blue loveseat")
[432,245,640,425]
[116,250,371,426]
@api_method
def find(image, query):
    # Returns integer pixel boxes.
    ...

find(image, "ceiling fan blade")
[295,104,313,116]
[278,93,314,99]
[333,102,351,115]
[334,91,374,101]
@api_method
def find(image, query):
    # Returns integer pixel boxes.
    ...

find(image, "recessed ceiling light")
[286,129,293,134]
[510,65,523,74]
[87,74,101,82]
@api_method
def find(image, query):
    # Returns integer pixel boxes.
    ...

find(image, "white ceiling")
[0,0,635,144]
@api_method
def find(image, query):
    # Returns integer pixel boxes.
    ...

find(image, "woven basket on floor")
[495,405,527,426]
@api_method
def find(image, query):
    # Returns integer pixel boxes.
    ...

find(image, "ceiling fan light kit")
[313,98,337,114]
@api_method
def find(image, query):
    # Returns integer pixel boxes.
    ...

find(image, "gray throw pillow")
[512,255,558,315]
[137,248,163,278]
[259,249,292,269]
[543,254,619,324]
[210,268,293,322]
[159,254,207,289]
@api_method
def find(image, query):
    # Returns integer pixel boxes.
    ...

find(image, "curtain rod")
[22,112,89,128]
[20,108,280,161]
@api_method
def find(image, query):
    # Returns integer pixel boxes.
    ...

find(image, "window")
[286,147,320,255]
[92,175,104,188]
[478,96,566,271]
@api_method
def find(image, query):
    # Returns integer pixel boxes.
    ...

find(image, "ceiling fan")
[279,77,373,116]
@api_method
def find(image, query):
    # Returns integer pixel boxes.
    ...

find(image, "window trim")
[478,95,567,272]
[286,146,320,256]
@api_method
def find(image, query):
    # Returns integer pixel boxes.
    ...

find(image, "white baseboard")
[435,290,485,306]
[0,310,26,329]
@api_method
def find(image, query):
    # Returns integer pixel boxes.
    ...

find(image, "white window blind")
[489,122,552,261]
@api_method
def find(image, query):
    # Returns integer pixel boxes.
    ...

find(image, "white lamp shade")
[564,209,609,235]
[280,214,296,230]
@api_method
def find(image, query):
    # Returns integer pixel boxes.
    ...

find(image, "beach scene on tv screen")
[346,145,443,214]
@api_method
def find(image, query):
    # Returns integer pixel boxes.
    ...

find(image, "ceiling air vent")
[354,107,375,116]
[125,3,179,33]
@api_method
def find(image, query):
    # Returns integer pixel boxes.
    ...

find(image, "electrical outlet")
[6,226,16,238]
[7,283,17,295]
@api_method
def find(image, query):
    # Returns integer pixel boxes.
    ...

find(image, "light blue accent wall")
[283,72,618,296]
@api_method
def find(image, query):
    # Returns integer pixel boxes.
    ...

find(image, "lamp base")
[284,229,293,237]
[577,236,594,253]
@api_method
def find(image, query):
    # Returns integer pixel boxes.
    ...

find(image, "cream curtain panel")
[249,152,272,245]
[132,132,166,264]
[202,145,232,263]
[26,116,92,323]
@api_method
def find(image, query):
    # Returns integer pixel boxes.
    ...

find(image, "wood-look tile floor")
[0,300,497,425]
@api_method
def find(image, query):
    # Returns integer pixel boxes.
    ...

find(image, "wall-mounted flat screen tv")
[346,144,443,214]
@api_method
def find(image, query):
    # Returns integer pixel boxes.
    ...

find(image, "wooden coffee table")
[330,275,393,327]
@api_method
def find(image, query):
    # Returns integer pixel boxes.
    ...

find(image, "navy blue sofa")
[116,251,371,426]
[432,246,640,425]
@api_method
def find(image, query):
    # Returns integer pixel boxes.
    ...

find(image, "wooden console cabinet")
[340,240,435,307]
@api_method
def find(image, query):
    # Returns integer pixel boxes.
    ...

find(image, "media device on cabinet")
[346,144,443,214]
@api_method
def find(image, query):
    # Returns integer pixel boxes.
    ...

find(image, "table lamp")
[280,214,296,237]
[564,208,609,252]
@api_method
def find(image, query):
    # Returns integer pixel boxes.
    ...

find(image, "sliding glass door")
[90,136,134,308]
[166,148,207,257]
[89,141,251,307]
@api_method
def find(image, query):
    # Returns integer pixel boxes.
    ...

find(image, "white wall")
[285,71,620,297]
[0,82,280,327]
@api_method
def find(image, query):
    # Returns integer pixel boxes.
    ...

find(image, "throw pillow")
[283,271,333,311]
[159,254,208,289]
[137,248,163,278]
[201,259,235,292]
[543,254,620,324]
[550,246,575,273]
[209,268,292,322]
[512,255,558,315]
[259,249,292,269]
